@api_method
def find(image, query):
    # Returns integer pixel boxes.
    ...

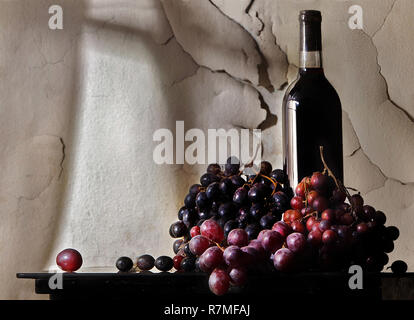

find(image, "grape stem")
[215,242,225,252]
[319,146,355,217]
[301,210,318,222]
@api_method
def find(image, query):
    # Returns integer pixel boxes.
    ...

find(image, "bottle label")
[299,51,322,69]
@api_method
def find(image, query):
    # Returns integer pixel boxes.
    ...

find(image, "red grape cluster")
[272,171,400,273]
[185,219,271,295]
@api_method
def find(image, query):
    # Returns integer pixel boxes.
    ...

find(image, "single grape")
[321,209,335,223]
[229,267,248,286]
[322,230,338,245]
[295,182,307,198]
[218,202,236,220]
[200,173,220,187]
[173,239,184,254]
[306,190,319,207]
[225,156,240,175]
[180,257,196,272]
[350,194,364,210]
[56,248,83,272]
[259,214,276,230]
[306,216,318,232]
[301,206,313,217]
[233,187,248,205]
[199,246,224,271]
[385,226,399,241]
[200,219,225,243]
[390,260,407,275]
[336,225,350,239]
[173,255,184,270]
[178,206,186,220]
[340,213,354,226]
[312,196,329,212]
[272,191,290,208]
[311,221,321,233]
[189,184,202,195]
[378,252,389,266]
[190,225,200,238]
[307,229,322,247]
[170,221,188,238]
[223,245,246,267]
[196,191,210,209]
[183,243,195,258]
[194,257,201,272]
[270,169,287,184]
[361,205,376,221]
[245,223,261,240]
[184,193,196,208]
[209,268,230,296]
[383,240,394,253]
[285,209,301,222]
[273,248,295,272]
[272,221,292,238]
[286,232,307,253]
[231,175,246,189]
[136,254,155,271]
[260,161,272,176]
[261,230,284,253]
[115,256,133,272]
[189,235,211,256]
[227,228,249,247]
[182,208,198,228]
[374,211,386,225]
[154,256,174,272]
[206,182,220,200]
[290,196,304,210]
[249,203,265,220]
[310,172,330,193]
[291,220,306,234]
[248,185,265,203]
[257,229,271,242]
[318,220,331,233]
[219,178,234,195]
[356,222,368,235]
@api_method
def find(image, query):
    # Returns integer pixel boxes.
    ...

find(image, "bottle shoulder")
[284,72,341,106]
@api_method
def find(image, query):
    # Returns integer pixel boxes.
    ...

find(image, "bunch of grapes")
[181,219,271,295]
[165,151,405,295]
[271,170,400,273]
[169,158,293,259]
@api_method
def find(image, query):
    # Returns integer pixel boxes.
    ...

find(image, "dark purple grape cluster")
[169,158,293,267]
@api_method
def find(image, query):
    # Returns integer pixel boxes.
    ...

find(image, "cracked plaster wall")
[0,0,413,299]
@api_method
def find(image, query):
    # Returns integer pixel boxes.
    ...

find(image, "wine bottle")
[282,10,343,189]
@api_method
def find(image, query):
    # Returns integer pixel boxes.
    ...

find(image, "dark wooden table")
[17,271,414,301]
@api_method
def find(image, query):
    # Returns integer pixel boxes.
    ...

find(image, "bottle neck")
[299,21,322,69]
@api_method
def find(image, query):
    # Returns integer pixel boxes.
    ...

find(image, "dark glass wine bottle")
[282,10,343,189]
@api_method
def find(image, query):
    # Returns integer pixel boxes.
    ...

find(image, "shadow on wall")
[46,1,197,274]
